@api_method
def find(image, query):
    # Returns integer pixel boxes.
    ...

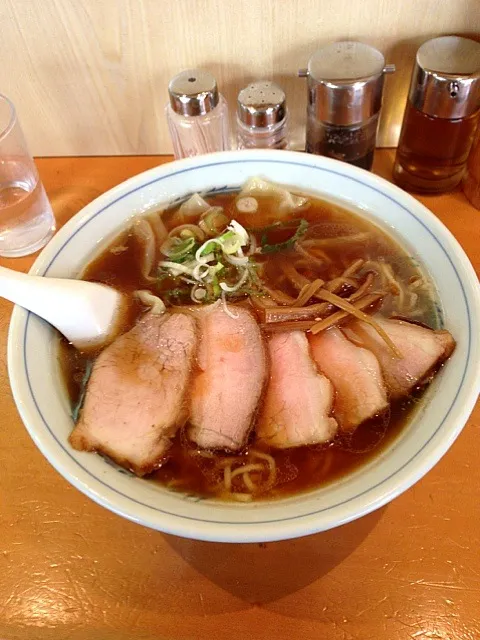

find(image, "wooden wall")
[1,0,479,156]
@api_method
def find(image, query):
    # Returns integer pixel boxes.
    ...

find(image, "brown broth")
[148,398,420,501]
[61,190,438,502]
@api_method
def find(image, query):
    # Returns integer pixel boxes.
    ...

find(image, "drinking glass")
[0,94,56,257]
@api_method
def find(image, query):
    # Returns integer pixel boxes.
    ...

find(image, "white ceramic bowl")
[8,150,480,543]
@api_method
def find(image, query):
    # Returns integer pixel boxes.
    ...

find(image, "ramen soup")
[63,178,456,502]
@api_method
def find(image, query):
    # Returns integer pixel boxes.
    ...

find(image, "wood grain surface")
[0,152,479,640]
[0,0,479,155]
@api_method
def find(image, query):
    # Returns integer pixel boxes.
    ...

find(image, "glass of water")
[0,94,56,257]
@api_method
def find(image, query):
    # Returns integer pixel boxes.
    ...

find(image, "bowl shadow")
[165,506,385,605]
[48,185,104,229]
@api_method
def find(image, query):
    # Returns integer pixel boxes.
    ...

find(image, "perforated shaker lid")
[409,36,480,119]
[168,69,219,116]
[299,41,394,125]
[237,81,287,128]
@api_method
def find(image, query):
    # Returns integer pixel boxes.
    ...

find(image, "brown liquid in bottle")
[463,127,480,209]
[393,102,480,193]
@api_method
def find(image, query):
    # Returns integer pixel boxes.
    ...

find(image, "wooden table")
[1,151,479,640]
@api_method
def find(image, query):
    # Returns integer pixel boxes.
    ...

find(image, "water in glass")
[0,159,55,257]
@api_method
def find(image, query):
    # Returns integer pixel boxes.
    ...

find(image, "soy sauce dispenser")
[299,42,395,170]
[393,36,480,193]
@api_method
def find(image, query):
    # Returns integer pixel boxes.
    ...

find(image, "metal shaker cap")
[168,69,219,116]
[299,41,394,126]
[409,36,480,119]
[237,81,287,128]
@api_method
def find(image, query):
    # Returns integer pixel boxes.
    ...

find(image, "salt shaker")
[166,69,230,159]
[236,81,289,149]
[393,36,480,194]
[299,42,394,170]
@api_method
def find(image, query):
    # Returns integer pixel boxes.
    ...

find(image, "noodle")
[258,284,296,305]
[230,493,253,502]
[279,260,311,290]
[230,463,264,478]
[292,258,323,271]
[377,263,408,312]
[251,450,277,487]
[223,465,232,492]
[302,246,332,262]
[349,273,374,301]
[302,232,371,247]
[70,180,442,504]
[342,258,364,277]
[294,242,326,268]
[216,457,244,467]
[242,473,256,491]
[380,263,401,294]
[219,453,277,498]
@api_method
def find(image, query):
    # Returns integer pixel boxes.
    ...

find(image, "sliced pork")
[69,311,197,475]
[188,303,267,451]
[309,327,388,431]
[344,317,455,399]
[257,331,338,448]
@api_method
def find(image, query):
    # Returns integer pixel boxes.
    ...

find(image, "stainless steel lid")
[168,69,219,116]
[299,41,394,126]
[409,36,480,119]
[237,81,286,128]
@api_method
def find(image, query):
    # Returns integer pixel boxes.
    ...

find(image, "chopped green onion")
[227,220,249,245]
[220,231,242,254]
[158,261,195,277]
[208,262,224,277]
[199,207,229,236]
[195,238,223,262]
[219,268,250,292]
[161,235,196,260]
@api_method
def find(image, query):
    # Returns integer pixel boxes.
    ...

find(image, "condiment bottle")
[236,81,289,149]
[393,36,480,193]
[166,69,230,159]
[463,126,480,209]
[299,41,394,170]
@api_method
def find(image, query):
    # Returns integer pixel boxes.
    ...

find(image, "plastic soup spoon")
[0,265,126,349]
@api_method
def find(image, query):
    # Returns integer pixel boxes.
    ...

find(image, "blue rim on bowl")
[7,150,480,542]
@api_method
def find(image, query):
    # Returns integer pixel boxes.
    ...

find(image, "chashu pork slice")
[256,331,338,448]
[344,317,455,399]
[188,303,267,451]
[309,327,389,432]
[69,311,197,476]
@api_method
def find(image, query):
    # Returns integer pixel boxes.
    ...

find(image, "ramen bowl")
[7,150,480,543]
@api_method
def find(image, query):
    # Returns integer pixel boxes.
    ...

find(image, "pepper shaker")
[236,81,289,149]
[299,41,394,170]
[393,36,480,193]
[165,69,230,159]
